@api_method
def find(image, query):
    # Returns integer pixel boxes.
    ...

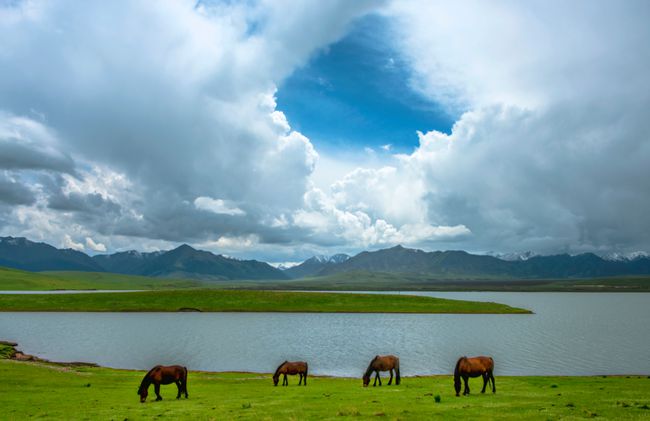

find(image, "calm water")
[0,292,649,377]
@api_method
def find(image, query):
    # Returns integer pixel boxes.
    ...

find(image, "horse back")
[461,356,494,375]
[153,365,186,384]
[373,355,399,371]
[282,361,308,374]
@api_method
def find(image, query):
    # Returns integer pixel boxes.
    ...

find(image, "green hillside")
[0,267,205,291]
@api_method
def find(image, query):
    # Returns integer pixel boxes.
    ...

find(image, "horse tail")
[138,365,159,394]
[395,358,401,385]
[305,362,308,377]
[183,366,188,394]
[488,358,495,391]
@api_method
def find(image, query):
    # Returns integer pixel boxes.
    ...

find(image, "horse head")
[362,374,370,387]
[138,385,149,403]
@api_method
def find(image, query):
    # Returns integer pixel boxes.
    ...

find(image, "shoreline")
[4,341,648,378]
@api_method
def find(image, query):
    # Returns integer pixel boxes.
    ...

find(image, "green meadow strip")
[0,289,530,313]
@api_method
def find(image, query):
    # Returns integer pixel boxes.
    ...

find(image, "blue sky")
[277,14,456,154]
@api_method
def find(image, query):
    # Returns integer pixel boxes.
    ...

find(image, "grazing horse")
[273,361,308,386]
[363,355,401,387]
[454,356,495,396]
[138,365,188,403]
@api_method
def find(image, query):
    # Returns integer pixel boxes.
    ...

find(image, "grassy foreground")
[1,359,650,420]
[0,289,529,313]
[0,267,206,290]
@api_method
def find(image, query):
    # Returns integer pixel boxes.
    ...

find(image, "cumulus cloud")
[0,0,648,260]
[0,173,36,205]
[62,234,84,251]
[357,0,650,254]
[194,197,245,216]
[0,113,76,174]
[0,0,379,257]
[387,0,650,111]
[85,237,106,252]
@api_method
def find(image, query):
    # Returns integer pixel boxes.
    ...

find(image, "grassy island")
[0,289,529,314]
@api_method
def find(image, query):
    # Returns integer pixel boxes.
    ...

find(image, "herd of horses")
[138,355,496,402]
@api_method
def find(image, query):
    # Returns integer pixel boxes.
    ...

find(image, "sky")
[0,0,649,263]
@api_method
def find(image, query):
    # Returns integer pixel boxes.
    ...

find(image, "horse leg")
[175,381,182,399]
[283,374,288,386]
[481,373,487,393]
[388,369,393,385]
[304,371,307,386]
[490,371,496,393]
[154,383,162,401]
[463,376,469,395]
[298,373,303,386]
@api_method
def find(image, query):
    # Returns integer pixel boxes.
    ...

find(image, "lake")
[0,292,649,377]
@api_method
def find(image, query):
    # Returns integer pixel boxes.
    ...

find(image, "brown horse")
[363,355,401,387]
[138,365,188,402]
[454,356,495,396]
[273,361,308,386]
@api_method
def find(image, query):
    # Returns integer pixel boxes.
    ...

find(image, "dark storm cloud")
[0,174,36,205]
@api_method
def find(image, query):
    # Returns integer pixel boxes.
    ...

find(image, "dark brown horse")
[454,356,495,396]
[138,365,188,402]
[363,355,400,387]
[273,361,308,386]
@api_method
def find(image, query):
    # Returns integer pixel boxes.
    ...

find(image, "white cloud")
[0,0,648,260]
[387,0,650,111]
[194,196,245,216]
[62,234,84,251]
[195,235,259,251]
[0,0,379,256]
[85,237,106,252]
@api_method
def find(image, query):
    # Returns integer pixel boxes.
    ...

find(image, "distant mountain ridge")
[284,254,350,279]
[314,245,650,279]
[0,237,286,280]
[0,236,104,272]
[1,236,649,281]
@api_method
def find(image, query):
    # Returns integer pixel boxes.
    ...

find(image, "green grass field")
[0,267,206,290]
[0,289,529,313]
[252,271,650,292]
[2,266,650,293]
[1,359,649,420]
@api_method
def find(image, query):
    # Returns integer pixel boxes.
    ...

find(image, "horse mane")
[454,356,466,379]
[364,355,379,378]
[138,365,160,394]
[273,361,288,378]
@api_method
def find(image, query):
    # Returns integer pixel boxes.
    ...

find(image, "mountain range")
[284,254,350,279]
[1,236,650,281]
[0,237,286,280]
